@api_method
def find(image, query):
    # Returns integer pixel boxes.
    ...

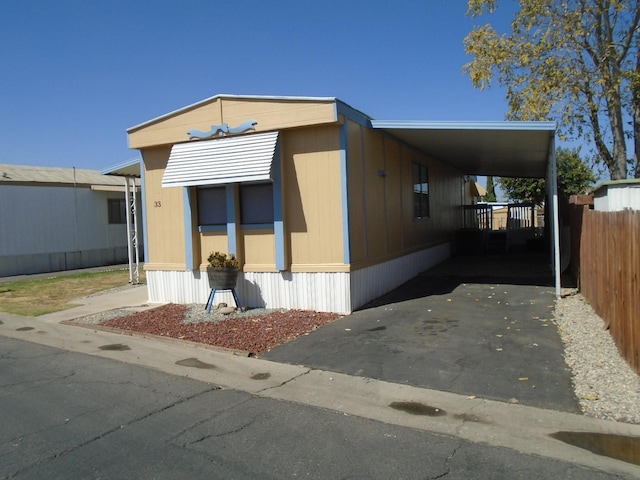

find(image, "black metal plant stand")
[205,288,241,314]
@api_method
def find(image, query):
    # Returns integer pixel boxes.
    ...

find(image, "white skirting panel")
[147,269,214,304]
[241,271,351,313]
[147,269,352,314]
[146,243,449,314]
[349,242,451,311]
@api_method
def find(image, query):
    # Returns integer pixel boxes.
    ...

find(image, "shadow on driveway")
[263,253,580,413]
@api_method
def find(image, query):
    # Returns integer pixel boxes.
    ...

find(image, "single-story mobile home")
[117,94,559,314]
[593,179,640,211]
[0,164,143,277]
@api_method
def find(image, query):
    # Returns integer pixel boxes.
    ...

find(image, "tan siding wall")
[346,121,367,263]
[429,154,465,239]
[129,97,337,149]
[384,138,404,253]
[362,129,388,259]
[347,127,463,269]
[142,146,186,269]
[282,126,344,268]
[130,99,224,149]
[241,229,276,271]
[401,146,462,250]
[198,232,228,269]
[135,99,463,275]
[220,98,336,133]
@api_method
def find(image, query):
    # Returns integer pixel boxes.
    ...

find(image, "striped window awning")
[162,131,279,188]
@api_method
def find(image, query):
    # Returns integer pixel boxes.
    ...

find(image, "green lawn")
[0,269,145,316]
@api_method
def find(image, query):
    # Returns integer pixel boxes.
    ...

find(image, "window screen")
[240,183,274,224]
[108,199,127,224]
[412,162,430,219]
[197,186,227,225]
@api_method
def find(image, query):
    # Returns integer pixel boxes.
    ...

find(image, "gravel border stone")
[75,303,283,326]
[555,289,640,424]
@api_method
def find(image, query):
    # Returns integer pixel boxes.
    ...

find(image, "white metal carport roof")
[371,119,560,298]
[371,120,556,178]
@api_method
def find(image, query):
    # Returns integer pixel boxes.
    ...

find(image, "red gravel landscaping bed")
[102,303,342,356]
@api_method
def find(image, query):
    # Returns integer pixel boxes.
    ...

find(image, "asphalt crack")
[453,401,485,436]
[0,370,76,390]
[255,367,312,393]
[167,393,254,444]
[52,386,221,455]
[4,386,220,479]
[188,418,257,444]
[429,440,463,479]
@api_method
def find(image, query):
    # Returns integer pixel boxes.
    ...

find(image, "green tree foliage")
[485,175,497,201]
[499,147,596,204]
[464,0,640,179]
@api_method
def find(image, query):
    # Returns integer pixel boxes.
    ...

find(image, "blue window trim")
[241,223,274,230]
[189,138,284,270]
[225,184,237,255]
[198,225,227,233]
[199,223,275,232]
[183,188,195,269]
[272,141,285,271]
[140,164,150,264]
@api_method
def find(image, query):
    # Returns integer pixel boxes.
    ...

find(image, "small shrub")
[207,251,239,269]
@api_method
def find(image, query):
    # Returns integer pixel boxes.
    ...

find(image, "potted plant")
[206,251,240,290]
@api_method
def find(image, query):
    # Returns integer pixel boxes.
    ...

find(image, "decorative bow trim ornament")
[188,119,258,140]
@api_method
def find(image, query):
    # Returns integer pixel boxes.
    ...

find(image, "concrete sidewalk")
[1,284,640,477]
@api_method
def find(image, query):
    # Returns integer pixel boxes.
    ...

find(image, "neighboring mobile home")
[0,164,142,277]
[592,179,640,211]
[122,94,558,313]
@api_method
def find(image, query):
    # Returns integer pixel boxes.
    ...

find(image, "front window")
[240,183,274,224]
[197,186,226,226]
[108,198,127,224]
[413,162,430,219]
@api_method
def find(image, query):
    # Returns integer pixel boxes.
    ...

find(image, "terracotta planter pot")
[206,267,239,290]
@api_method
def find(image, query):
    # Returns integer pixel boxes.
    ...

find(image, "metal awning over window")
[162,131,279,188]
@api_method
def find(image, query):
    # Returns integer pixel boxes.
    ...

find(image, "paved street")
[0,336,631,479]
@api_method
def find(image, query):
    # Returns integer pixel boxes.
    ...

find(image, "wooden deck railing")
[462,203,537,230]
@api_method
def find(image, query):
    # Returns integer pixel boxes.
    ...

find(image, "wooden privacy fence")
[579,209,640,374]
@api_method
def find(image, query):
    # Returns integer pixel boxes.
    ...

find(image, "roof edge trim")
[371,120,556,131]
[101,157,142,176]
[592,178,640,193]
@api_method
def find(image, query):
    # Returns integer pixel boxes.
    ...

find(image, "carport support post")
[124,177,134,284]
[547,138,561,298]
[124,176,140,284]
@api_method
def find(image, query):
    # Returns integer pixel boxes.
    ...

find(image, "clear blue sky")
[0,0,518,172]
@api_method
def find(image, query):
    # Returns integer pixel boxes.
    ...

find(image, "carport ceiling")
[371,120,556,178]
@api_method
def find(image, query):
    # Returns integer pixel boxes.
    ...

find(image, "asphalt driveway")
[263,253,580,413]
